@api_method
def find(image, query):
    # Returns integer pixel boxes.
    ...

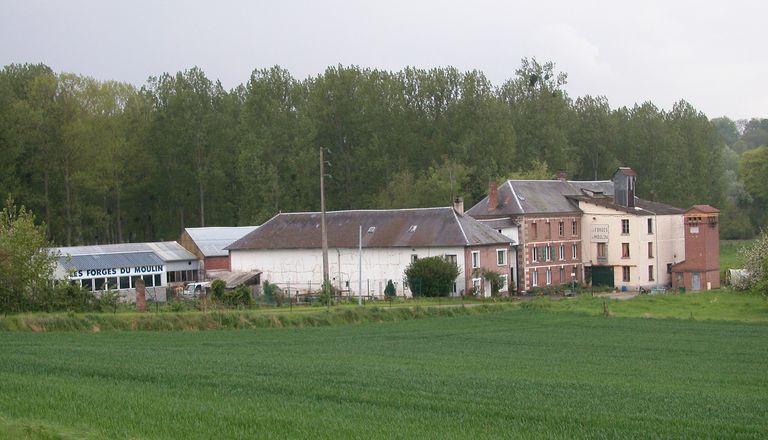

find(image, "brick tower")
[671,205,720,291]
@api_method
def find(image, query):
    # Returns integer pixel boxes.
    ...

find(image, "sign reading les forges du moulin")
[69,265,164,279]
[590,224,609,243]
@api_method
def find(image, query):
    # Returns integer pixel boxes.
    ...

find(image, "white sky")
[1,0,765,119]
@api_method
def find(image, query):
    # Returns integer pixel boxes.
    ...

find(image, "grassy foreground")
[0,309,766,439]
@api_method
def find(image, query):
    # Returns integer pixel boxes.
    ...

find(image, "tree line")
[0,59,764,246]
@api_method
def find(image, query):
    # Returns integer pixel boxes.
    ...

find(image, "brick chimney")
[453,196,464,215]
[488,181,498,211]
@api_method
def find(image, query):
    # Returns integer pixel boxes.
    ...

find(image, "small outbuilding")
[179,226,258,275]
[671,205,720,291]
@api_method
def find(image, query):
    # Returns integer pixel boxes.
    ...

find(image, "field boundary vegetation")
[0,302,514,333]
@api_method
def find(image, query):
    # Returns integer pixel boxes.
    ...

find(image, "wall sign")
[590,224,609,243]
[69,265,164,279]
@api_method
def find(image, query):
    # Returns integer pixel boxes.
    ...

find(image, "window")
[531,222,538,239]
[154,274,161,287]
[572,244,578,260]
[546,268,552,285]
[119,276,129,289]
[690,225,699,234]
[621,219,630,234]
[622,243,630,258]
[558,221,564,236]
[545,245,553,261]
[411,254,418,263]
[667,263,672,274]
[471,251,480,269]
[531,269,539,287]
[648,265,655,282]
[496,249,506,266]
[106,277,118,290]
[545,222,551,239]
[597,242,607,258]
[559,266,565,284]
[367,226,376,234]
[531,246,539,262]
[143,274,154,287]
[472,278,481,293]
[647,218,654,234]
[572,220,578,236]
[408,225,418,233]
[559,244,565,261]
[445,254,457,266]
[500,274,508,292]
[622,266,631,282]
[647,242,654,258]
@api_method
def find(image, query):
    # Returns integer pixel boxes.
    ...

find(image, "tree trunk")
[64,160,72,246]
[199,179,205,227]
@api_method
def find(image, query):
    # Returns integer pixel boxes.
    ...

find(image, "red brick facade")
[521,216,582,290]
[672,206,720,291]
[463,244,513,295]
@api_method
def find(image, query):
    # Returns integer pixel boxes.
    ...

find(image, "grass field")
[1,308,766,439]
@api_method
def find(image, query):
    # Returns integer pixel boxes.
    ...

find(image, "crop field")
[1,308,766,439]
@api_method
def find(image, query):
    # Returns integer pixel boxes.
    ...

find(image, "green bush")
[224,284,253,308]
[211,280,226,302]
[482,271,504,296]
[384,280,396,298]
[405,256,460,297]
[262,281,284,306]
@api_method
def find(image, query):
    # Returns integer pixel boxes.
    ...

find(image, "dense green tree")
[0,198,57,313]
[405,256,460,297]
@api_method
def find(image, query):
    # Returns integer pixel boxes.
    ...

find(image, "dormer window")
[408,225,418,233]
[367,226,376,234]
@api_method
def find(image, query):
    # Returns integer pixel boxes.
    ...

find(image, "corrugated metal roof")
[569,195,684,216]
[184,226,258,257]
[55,241,197,262]
[58,252,164,271]
[227,207,511,250]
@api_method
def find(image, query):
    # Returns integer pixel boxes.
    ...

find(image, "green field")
[1,307,767,439]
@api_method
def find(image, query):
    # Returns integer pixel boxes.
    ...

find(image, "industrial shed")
[179,226,258,274]
[54,241,201,301]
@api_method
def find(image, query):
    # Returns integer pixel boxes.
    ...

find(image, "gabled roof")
[184,226,258,257]
[55,241,197,262]
[686,205,720,214]
[227,207,511,250]
[466,180,583,217]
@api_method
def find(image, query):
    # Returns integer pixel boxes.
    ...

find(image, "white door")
[692,272,701,291]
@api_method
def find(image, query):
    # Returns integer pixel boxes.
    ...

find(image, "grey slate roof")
[58,252,165,272]
[467,179,681,218]
[227,207,511,250]
[55,241,197,262]
[466,180,583,217]
[184,226,258,257]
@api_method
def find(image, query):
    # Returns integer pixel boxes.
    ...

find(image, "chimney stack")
[453,196,464,215]
[488,181,498,211]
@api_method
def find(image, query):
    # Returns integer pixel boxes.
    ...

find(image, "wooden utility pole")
[320,147,330,293]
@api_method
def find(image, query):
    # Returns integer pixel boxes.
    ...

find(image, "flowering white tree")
[733,230,768,295]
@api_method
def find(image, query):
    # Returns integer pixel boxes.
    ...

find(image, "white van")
[182,282,211,298]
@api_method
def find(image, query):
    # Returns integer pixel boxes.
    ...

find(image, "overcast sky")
[1,0,765,119]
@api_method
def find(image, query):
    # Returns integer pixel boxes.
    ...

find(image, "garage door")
[592,266,614,288]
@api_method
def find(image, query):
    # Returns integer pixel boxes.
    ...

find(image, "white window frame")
[546,268,552,285]
[621,219,630,235]
[471,251,480,269]
[500,274,508,292]
[496,249,506,266]
[572,244,578,260]
[472,277,481,293]
[531,246,539,262]
[411,254,418,263]
[531,269,539,287]
[545,245,552,262]
[559,244,565,261]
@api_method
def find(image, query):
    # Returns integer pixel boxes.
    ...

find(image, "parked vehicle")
[183,282,210,298]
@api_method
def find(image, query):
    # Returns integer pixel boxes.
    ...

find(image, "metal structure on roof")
[227,207,511,251]
[184,226,258,257]
[58,252,164,272]
[55,241,197,262]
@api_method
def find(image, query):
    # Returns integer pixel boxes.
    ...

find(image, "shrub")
[482,271,504,296]
[224,284,253,308]
[210,280,226,302]
[262,281,284,306]
[405,256,460,297]
[384,280,396,298]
